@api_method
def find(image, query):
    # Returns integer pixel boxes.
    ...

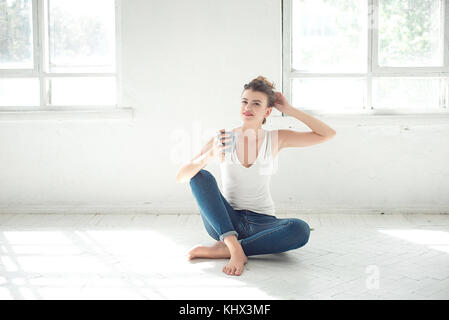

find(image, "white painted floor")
[0,212,449,300]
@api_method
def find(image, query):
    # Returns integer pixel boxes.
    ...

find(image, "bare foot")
[188,238,248,276]
[187,241,231,260]
[222,252,248,276]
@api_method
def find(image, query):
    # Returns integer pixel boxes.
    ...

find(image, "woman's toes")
[235,266,243,276]
[188,249,198,259]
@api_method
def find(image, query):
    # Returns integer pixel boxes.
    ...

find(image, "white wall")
[0,0,448,215]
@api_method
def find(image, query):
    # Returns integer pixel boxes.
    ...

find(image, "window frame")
[0,0,122,110]
[282,0,449,116]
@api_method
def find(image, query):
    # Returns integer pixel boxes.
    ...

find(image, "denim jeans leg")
[240,217,311,256]
[189,169,238,241]
[200,214,220,241]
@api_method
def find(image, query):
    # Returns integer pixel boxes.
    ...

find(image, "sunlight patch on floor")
[0,229,274,299]
[379,229,449,254]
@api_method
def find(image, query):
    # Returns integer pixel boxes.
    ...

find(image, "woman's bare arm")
[278,107,336,150]
[278,130,335,149]
[175,136,214,183]
[273,92,336,150]
[285,107,336,137]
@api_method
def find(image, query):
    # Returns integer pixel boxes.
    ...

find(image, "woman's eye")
[242,101,259,106]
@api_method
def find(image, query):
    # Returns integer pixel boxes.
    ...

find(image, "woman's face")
[240,89,271,124]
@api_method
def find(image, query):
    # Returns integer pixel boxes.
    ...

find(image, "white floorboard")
[1,212,449,300]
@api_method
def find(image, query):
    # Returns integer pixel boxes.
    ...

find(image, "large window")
[283,0,449,114]
[0,0,119,109]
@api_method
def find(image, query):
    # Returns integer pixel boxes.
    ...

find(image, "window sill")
[273,109,449,117]
[0,107,134,121]
[268,111,449,128]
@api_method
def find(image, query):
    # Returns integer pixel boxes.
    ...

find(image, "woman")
[175,76,336,276]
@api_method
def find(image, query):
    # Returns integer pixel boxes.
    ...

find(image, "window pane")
[378,0,443,67]
[291,0,367,72]
[291,78,365,111]
[0,0,33,69]
[0,78,39,106]
[372,78,444,110]
[49,0,115,73]
[48,77,116,106]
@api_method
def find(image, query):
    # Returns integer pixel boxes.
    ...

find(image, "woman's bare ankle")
[222,235,247,276]
[223,235,247,261]
[223,235,245,254]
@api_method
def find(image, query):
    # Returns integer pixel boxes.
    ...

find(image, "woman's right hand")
[208,129,233,161]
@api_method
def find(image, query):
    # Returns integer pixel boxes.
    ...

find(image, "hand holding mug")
[209,129,233,160]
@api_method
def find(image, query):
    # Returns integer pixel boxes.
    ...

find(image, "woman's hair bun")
[252,75,275,90]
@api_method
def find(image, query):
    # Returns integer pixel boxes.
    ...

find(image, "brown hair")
[242,76,276,125]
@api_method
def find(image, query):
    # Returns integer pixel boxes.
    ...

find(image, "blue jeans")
[189,169,310,256]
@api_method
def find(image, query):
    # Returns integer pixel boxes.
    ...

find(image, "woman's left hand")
[273,92,293,114]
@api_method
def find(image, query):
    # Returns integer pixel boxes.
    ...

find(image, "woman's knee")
[289,218,310,248]
[189,169,215,187]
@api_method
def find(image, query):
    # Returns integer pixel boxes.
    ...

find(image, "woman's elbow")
[328,129,336,138]
[175,169,185,183]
